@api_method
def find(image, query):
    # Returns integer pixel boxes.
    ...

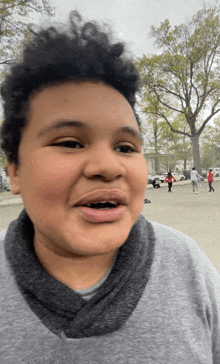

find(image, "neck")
[34,239,118,291]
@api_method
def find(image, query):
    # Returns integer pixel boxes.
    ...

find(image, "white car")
[162,172,185,181]
[148,174,161,184]
[171,173,185,181]
[213,168,220,177]
[4,181,11,191]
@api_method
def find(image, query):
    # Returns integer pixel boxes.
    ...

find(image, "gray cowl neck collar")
[5,209,155,338]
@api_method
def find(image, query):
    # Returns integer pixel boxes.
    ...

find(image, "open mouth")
[78,200,125,222]
[83,201,119,210]
[74,190,127,222]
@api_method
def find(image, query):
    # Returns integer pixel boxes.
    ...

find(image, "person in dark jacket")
[152,177,161,188]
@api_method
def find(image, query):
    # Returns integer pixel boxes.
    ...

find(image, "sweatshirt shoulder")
[150,220,205,259]
[150,221,196,249]
[149,220,220,283]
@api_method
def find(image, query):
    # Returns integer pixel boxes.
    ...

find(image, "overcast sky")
[0,0,218,118]
[40,0,219,58]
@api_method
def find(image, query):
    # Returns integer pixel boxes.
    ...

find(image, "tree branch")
[198,104,220,135]
[0,59,14,64]
[152,88,184,114]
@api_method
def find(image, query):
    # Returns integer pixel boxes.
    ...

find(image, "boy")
[190,166,199,194]
[208,169,215,192]
[1,12,220,363]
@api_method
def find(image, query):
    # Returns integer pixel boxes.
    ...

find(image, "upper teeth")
[86,200,117,207]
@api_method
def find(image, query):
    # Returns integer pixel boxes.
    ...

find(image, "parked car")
[4,181,11,191]
[162,172,185,181]
[0,176,4,191]
[147,174,161,185]
[158,174,166,182]
[213,168,220,177]
[181,170,191,180]
[206,168,220,177]
[172,172,186,181]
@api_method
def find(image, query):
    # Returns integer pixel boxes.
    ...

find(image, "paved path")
[1,178,220,272]
[142,179,220,273]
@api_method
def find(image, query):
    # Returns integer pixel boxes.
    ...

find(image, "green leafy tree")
[140,109,192,172]
[169,133,192,171]
[137,5,220,174]
[0,146,7,167]
[161,114,192,171]
[139,92,192,171]
[139,94,175,171]
[201,119,220,169]
[0,0,54,163]
[0,0,54,66]
[140,114,166,172]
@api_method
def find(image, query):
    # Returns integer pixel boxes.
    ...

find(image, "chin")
[62,222,132,256]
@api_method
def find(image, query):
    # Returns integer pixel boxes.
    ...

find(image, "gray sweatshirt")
[191,169,199,181]
[0,212,220,363]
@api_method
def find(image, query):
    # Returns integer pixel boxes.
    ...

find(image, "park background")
[1,0,220,178]
[0,0,220,272]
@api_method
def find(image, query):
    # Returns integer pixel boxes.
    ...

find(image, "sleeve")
[151,221,220,362]
[182,238,220,362]
[202,256,220,363]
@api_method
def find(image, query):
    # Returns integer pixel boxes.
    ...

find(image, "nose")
[83,144,126,181]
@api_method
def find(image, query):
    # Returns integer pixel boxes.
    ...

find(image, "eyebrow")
[37,120,141,140]
[37,120,86,137]
[120,126,142,140]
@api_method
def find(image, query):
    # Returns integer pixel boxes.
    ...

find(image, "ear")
[7,162,21,195]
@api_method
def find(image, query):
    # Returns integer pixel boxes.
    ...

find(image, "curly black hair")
[0,11,141,165]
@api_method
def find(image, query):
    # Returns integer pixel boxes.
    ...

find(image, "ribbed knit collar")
[5,209,155,338]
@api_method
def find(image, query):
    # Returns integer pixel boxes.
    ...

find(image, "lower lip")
[77,205,126,222]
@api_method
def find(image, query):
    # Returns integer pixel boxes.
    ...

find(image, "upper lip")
[74,189,128,207]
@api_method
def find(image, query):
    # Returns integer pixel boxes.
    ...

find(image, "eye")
[115,145,137,153]
[51,140,83,149]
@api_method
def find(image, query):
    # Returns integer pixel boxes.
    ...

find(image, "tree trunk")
[191,135,202,174]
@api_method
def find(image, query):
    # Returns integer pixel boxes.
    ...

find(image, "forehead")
[28,81,134,123]
[23,81,141,142]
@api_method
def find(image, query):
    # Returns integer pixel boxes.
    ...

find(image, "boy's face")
[8,81,148,257]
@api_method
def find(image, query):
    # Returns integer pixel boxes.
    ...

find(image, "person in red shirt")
[163,171,177,192]
[207,169,215,192]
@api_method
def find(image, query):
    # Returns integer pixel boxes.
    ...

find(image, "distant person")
[190,167,199,194]
[152,177,161,188]
[207,169,215,192]
[163,171,177,192]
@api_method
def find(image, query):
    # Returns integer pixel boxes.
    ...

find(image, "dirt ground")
[142,180,220,273]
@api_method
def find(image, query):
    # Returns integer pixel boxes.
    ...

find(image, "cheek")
[19,151,82,197]
[130,157,148,193]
